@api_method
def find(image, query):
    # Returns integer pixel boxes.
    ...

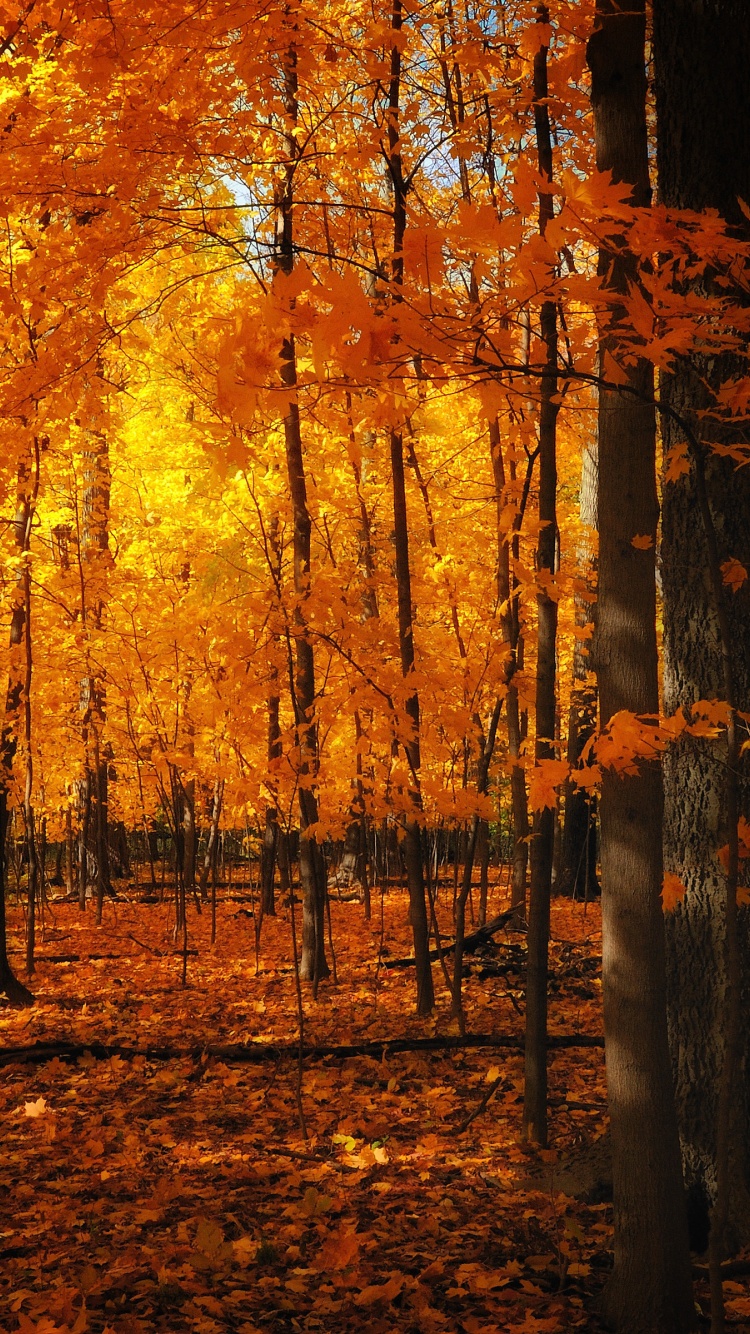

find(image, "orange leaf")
[721,558,748,592]
[662,873,687,912]
[528,759,570,812]
[314,1225,361,1272]
[664,442,691,484]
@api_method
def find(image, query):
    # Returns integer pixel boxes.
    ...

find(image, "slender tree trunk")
[0,452,37,1005]
[80,429,112,911]
[65,806,74,896]
[489,419,529,916]
[260,691,280,916]
[79,771,90,909]
[276,40,327,985]
[654,0,750,1263]
[200,778,224,901]
[523,13,560,1148]
[560,438,599,898]
[588,4,696,1328]
[477,817,490,927]
[384,0,433,1014]
[22,529,36,977]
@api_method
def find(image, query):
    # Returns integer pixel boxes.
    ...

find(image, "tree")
[588,1,696,1328]
[654,0,750,1260]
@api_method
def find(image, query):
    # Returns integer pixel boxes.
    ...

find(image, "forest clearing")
[1,0,750,1331]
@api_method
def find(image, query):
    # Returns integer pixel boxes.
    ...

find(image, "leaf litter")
[0,889,661,1332]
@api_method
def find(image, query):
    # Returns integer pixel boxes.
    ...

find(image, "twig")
[456,1075,503,1133]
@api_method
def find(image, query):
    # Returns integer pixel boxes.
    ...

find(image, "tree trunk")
[0,453,37,1005]
[384,0,433,1015]
[477,817,490,927]
[81,428,112,914]
[588,4,696,1328]
[276,40,327,985]
[65,806,74,896]
[523,15,560,1148]
[560,438,599,899]
[200,778,224,901]
[654,0,750,1257]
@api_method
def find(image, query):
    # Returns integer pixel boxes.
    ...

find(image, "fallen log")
[0,1030,603,1069]
[383,911,517,969]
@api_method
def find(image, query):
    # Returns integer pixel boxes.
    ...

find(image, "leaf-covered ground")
[0,885,740,1332]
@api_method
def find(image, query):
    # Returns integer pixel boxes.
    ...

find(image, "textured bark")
[654,0,750,1255]
[589,3,696,1328]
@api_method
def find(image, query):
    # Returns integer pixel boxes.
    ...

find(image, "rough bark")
[654,0,750,1257]
[588,2,696,1328]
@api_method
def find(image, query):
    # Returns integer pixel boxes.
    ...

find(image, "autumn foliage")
[1,0,750,1331]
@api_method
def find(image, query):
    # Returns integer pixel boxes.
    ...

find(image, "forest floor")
[0,880,743,1333]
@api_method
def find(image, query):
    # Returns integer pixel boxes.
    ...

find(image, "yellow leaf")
[630,533,653,550]
[24,1097,50,1119]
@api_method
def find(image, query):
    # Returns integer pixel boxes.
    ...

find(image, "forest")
[0,1,749,1332]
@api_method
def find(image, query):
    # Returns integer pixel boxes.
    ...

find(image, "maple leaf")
[662,873,688,912]
[24,1097,50,1118]
[528,759,570,811]
[313,1224,361,1272]
[664,441,691,483]
[721,557,748,592]
[630,533,653,549]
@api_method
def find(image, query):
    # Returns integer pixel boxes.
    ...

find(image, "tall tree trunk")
[276,40,327,985]
[200,778,224,900]
[560,438,599,898]
[0,453,36,1005]
[654,0,750,1259]
[384,0,433,1014]
[80,428,112,919]
[65,805,74,896]
[588,4,696,1328]
[523,12,560,1148]
[261,512,283,917]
